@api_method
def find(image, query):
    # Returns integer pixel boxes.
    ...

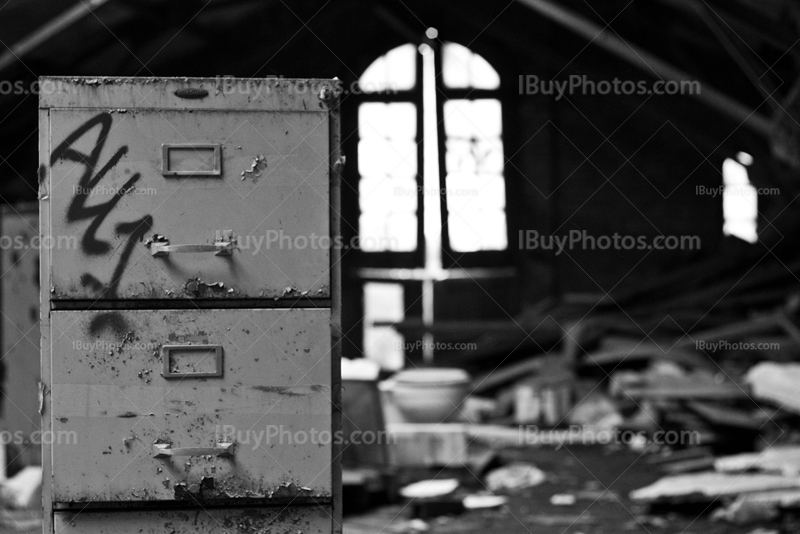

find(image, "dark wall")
[0,0,796,359]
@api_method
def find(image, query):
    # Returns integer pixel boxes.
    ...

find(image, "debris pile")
[345,256,800,531]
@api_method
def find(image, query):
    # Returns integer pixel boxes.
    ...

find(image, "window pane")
[359,102,416,139]
[358,102,419,252]
[722,158,757,243]
[445,138,503,175]
[359,176,417,214]
[444,99,502,138]
[445,138,475,174]
[363,283,405,370]
[442,42,500,90]
[358,138,417,179]
[448,173,505,211]
[359,43,416,93]
[448,207,507,252]
[444,99,507,251]
[475,138,504,174]
[359,211,417,252]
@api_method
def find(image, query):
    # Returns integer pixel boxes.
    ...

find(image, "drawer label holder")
[161,344,223,378]
[161,143,222,176]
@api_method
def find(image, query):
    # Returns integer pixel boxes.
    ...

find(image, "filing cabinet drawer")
[55,506,333,533]
[50,309,332,504]
[48,108,331,300]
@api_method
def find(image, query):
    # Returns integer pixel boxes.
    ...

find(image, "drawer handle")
[153,443,234,458]
[150,242,233,256]
[148,232,235,257]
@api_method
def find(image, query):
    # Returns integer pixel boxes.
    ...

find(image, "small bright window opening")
[722,154,757,244]
[363,282,405,371]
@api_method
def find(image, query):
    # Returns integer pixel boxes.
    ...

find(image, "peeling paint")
[240,154,267,182]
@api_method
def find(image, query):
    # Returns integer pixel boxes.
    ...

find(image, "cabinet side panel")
[39,107,53,534]
[329,104,343,534]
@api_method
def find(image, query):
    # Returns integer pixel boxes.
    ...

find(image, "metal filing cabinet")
[39,77,342,533]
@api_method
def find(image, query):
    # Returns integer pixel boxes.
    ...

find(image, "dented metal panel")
[48,108,330,300]
[54,506,332,533]
[39,76,338,112]
[50,309,332,504]
[41,76,341,533]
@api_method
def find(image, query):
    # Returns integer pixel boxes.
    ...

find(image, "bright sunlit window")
[722,152,757,244]
[363,282,405,370]
[442,42,501,90]
[356,42,507,253]
[444,98,507,251]
[358,102,418,252]
[359,43,416,93]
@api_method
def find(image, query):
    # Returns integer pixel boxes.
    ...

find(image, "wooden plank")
[619,374,747,400]
[0,0,111,73]
[514,0,772,135]
[715,447,800,476]
[687,401,761,430]
[630,473,800,503]
[660,457,717,474]
[647,447,715,465]
[584,337,711,368]
[675,314,780,350]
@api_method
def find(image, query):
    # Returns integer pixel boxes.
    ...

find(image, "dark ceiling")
[0,0,797,203]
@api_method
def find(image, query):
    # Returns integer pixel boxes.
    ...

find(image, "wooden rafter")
[515,0,773,137]
[0,0,111,73]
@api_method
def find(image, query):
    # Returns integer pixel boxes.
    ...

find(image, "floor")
[343,446,785,534]
[1,447,787,533]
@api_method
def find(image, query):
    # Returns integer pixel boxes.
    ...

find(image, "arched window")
[357,41,507,254]
[354,39,509,368]
[441,42,506,251]
[358,44,418,252]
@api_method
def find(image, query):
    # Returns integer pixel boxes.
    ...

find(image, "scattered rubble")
[747,362,800,414]
[462,493,507,510]
[714,446,800,476]
[485,463,546,492]
[549,493,576,506]
[399,479,459,499]
[630,472,800,503]
[0,466,42,509]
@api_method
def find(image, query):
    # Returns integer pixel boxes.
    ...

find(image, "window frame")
[434,44,512,268]
[351,54,425,269]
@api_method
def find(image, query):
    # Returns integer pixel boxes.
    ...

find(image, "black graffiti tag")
[51,112,153,298]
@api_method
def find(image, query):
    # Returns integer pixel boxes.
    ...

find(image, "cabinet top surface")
[39,76,341,111]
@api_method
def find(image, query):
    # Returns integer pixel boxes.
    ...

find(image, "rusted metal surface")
[39,77,339,111]
[50,309,332,504]
[54,506,332,532]
[39,106,55,534]
[47,107,330,300]
[41,76,341,532]
[328,92,344,534]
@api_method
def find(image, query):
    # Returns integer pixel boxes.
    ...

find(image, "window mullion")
[433,40,452,257]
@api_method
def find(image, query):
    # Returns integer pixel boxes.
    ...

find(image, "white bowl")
[383,368,470,423]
